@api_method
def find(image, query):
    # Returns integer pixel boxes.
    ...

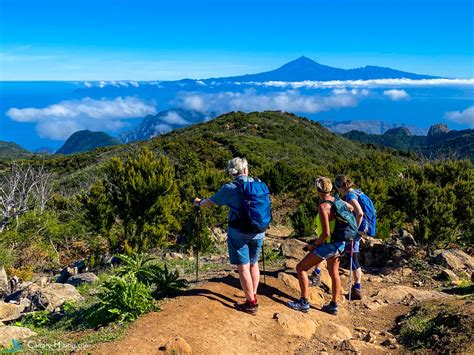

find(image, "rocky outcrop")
[0,303,22,322]
[428,123,449,137]
[5,282,82,312]
[364,285,446,310]
[432,249,474,272]
[56,260,87,283]
[33,283,83,311]
[0,326,37,347]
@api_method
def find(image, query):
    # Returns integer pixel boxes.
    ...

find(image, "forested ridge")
[0,111,472,271]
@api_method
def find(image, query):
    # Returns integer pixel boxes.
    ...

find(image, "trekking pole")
[261,241,267,286]
[348,239,354,305]
[195,206,201,285]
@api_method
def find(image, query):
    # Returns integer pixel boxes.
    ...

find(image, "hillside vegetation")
[55,130,121,155]
[0,141,31,160]
[0,111,472,272]
[343,128,474,162]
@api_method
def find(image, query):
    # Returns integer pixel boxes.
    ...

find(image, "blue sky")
[1,0,473,80]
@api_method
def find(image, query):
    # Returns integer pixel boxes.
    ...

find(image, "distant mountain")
[319,120,428,135]
[56,130,121,155]
[205,56,439,82]
[0,141,31,160]
[343,124,474,162]
[384,127,412,136]
[120,108,212,143]
[34,147,56,154]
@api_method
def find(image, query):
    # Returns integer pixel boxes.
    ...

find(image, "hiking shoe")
[235,300,258,315]
[350,286,363,300]
[321,302,338,315]
[310,270,321,287]
[287,298,310,313]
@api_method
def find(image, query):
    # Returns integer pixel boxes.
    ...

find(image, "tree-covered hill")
[56,130,121,155]
[343,127,474,162]
[0,141,31,160]
[0,111,471,271]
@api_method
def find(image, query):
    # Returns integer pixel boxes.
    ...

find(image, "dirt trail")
[90,231,469,354]
[91,270,361,354]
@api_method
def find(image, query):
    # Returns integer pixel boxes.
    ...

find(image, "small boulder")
[56,260,87,283]
[363,331,377,343]
[281,239,308,261]
[433,249,474,272]
[0,266,8,296]
[398,229,417,246]
[0,326,37,347]
[33,283,83,311]
[159,336,192,354]
[337,339,387,354]
[273,312,317,339]
[278,272,325,306]
[325,321,352,342]
[33,276,49,287]
[437,269,460,282]
[66,272,98,287]
[0,303,22,322]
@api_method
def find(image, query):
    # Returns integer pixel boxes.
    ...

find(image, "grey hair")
[227,157,248,176]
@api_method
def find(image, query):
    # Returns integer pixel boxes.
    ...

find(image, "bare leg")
[327,256,341,303]
[354,267,362,285]
[250,262,260,297]
[296,253,323,299]
[237,263,254,301]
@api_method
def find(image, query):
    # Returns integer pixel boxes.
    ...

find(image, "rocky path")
[90,265,449,354]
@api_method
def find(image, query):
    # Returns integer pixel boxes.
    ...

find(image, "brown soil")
[89,268,417,354]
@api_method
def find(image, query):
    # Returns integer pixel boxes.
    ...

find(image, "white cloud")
[244,78,474,89]
[445,106,474,128]
[153,124,172,136]
[176,88,362,114]
[160,111,190,125]
[6,97,157,140]
[383,89,409,101]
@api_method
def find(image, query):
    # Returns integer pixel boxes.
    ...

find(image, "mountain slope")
[343,126,474,161]
[319,120,428,135]
[0,141,31,160]
[205,56,439,82]
[56,130,121,155]
[120,108,211,143]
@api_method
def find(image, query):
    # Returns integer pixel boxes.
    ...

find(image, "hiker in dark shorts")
[194,157,270,316]
[310,175,366,300]
[287,177,354,315]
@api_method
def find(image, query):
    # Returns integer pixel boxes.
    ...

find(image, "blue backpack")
[331,198,359,241]
[231,178,271,233]
[352,189,377,237]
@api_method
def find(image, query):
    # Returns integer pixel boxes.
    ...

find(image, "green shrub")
[150,264,187,299]
[115,252,156,285]
[96,273,156,323]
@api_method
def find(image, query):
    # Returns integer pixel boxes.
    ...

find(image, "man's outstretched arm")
[193,197,215,208]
